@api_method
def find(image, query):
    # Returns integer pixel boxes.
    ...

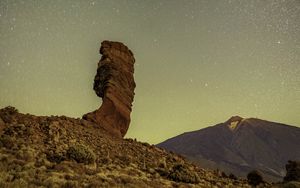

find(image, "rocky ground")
[0,106,294,187]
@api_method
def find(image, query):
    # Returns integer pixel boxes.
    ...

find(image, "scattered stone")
[1,106,18,115]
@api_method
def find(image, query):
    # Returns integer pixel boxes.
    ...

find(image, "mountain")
[157,116,300,182]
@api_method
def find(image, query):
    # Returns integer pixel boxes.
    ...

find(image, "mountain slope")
[157,116,300,182]
[0,107,257,187]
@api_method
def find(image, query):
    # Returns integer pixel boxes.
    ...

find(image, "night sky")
[0,0,299,144]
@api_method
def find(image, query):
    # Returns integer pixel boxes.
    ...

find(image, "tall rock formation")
[83,41,136,138]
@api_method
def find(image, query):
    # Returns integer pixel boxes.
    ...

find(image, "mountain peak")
[226,116,245,131]
[227,116,244,122]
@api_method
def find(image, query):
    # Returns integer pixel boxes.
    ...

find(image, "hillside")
[0,107,259,187]
[158,116,300,182]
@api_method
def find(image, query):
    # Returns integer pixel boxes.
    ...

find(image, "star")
[0,0,299,144]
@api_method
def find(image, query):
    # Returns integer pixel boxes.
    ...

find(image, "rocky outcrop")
[83,41,136,138]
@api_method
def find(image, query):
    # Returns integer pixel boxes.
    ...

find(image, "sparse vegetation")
[167,163,199,183]
[0,135,15,148]
[0,106,259,187]
[280,181,300,188]
[247,170,264,186]
[221,171,228,178]
[229,173,238,180]
[3,106,18,114]
[284,160,300,182]
[47,150,67,163]
[67,144,96,164]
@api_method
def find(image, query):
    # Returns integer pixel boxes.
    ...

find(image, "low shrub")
[247,170,264,186]
[0,135,15,148]
[284,160,300,182]
[167,163,199,183]
[47,150,66,163]
[67,144,96,164]
[228,173,237,180]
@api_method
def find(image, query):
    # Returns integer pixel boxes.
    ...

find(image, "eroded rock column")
[83,41,136,138]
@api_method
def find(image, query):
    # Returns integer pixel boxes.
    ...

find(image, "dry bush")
[67,144,96,164]
[247,170,264,186]
[167,163,199,183]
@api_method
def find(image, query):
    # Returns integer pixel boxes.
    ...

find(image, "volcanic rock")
[158,117,300,182]
[83,41,136,138]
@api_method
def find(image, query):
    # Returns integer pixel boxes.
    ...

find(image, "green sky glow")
[0,0,299,144]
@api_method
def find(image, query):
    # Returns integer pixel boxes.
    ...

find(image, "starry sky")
[0,0,299,144]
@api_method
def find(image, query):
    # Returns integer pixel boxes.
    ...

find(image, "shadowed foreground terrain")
[0,106,258,187]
